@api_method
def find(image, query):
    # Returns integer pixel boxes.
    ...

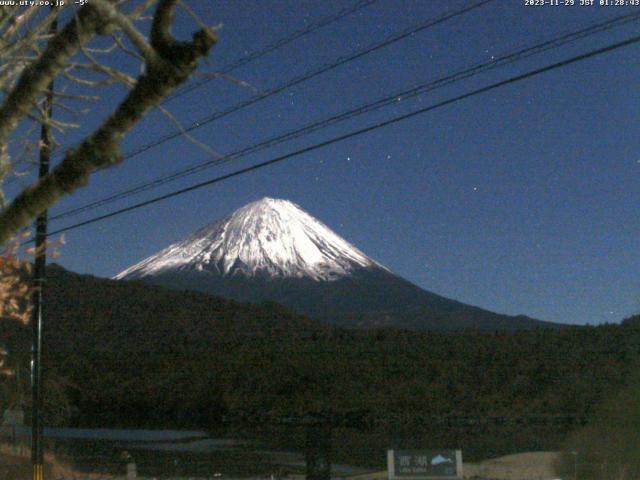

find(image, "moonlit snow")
[115,198,386,282]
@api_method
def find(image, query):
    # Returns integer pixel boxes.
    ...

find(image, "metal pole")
[31,13,56,480]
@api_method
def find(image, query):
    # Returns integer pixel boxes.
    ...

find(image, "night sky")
[10,0,640,326]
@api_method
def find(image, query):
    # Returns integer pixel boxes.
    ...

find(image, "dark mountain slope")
[115,197,559,331]
[42,264,328,354]
[145,266,557,331]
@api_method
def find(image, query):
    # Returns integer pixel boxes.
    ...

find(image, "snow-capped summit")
[115,197,556,331]
[116,197,385,282]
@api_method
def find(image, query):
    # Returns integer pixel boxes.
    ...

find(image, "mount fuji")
[116,198,557,331]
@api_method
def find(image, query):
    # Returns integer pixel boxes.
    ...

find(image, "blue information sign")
[387,450,463,479]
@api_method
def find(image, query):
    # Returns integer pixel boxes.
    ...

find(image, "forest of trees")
[0,265,637,465]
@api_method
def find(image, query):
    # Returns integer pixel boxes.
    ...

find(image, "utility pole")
[31,12,57,480]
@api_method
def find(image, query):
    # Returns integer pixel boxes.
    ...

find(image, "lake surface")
[3,422,568,477]
[6,425,365,478]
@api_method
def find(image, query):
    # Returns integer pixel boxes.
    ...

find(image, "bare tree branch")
[0,0,216,244]
[156,103,219,157]
[0,5,104,149]
[91,0,159,64]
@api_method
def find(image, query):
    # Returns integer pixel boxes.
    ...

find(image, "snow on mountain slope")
[115,198,386,282]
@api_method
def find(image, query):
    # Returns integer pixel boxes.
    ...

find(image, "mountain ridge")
[116,197,561,331]
[116,197,384,282]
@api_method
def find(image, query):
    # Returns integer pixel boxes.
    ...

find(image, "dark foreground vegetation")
[1,266,639,467]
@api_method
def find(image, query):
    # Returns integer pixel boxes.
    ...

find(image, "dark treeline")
[1,266,639,463]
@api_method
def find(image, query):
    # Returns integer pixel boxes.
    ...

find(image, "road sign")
[387,450,463,479]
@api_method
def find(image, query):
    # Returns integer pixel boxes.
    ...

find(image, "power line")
[42,33,640,239]
[50,11,640,221]
[38,32,640,241]
[3,0,376,189]
[166,0,378,102]
[120,0,495,160]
